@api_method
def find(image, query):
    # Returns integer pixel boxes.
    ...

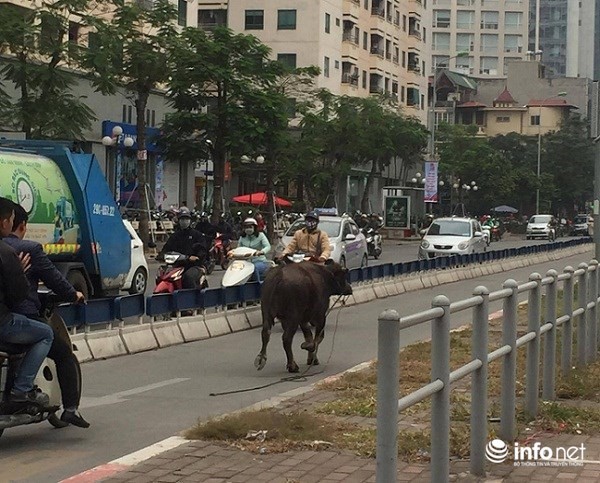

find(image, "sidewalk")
[101,369,600,483]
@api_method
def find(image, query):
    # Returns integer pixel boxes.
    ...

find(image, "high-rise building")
[430,0,529,77]
[193,0,431,124]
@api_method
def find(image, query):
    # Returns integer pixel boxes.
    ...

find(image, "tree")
[0,0,96,139]
[81,0,178,246]
[542,115,594,214]
[162,26,294,225]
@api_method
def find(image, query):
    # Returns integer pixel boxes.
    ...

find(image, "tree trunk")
[135,90,150,248]
[360,160,378,213]
[211,84,227,223]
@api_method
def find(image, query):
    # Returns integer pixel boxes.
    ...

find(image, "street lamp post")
[535,92,567,214]
[102,125,135,204]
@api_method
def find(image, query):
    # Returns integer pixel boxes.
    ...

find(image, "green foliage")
[161,26,312,217]
[0,0,96,139]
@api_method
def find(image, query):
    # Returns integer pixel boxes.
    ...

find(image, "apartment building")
[528,0,600,80]
[194,0,430,124]
[430,0,529,77]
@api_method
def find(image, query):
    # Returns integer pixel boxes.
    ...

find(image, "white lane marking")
[79,378,189,408]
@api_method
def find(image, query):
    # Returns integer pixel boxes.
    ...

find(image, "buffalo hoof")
[287,362,300,373]
[254,354,267,371]
[301,341,315,352]
[307,356,320,366]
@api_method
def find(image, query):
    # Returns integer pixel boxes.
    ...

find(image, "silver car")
[418,217,487,260]
[274,215,369,269]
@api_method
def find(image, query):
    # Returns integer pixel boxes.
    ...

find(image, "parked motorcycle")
[481,226,491,246]
[0,290,82,438]
[363,227,383,259]
[491,225,502,242]
[154,252,208,294]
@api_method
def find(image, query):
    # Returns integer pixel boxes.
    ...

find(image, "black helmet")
[178,207,191,219]
[305,210,319,222]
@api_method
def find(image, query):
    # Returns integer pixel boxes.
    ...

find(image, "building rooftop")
[456,101,487,108]
[494,87,517,104]
[526,99,578,108]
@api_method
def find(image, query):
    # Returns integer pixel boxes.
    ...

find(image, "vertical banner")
[424,161,439,203]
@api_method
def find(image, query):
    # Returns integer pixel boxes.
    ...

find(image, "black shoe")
[61,410,90,428]
[9,388,49,406]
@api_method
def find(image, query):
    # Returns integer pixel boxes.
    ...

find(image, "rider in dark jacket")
[158,208,210,289]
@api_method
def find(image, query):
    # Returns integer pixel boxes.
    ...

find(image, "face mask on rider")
[179,219,191,229]
[305,219,318,232]
[244,227,254,236]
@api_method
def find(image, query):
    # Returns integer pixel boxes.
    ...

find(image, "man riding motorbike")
[0,197,54,405]
[232,218,272,282]
[280,210,331,263]
[158,208,210,289]
[3,203,89,427]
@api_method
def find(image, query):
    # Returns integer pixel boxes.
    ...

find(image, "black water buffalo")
[254,260,353,373]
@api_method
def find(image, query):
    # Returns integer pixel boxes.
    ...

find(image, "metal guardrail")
[56,238,591,329]
[375,257,600,483]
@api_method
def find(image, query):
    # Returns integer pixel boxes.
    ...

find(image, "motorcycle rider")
[215,213,236,247]
[0,197,54,405]
[158,208,210,289]
[233,218,272,282]
[4,203,89,427]
[280,211,331,262]
[195,211,216,239]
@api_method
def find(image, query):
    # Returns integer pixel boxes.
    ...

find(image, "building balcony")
[408,28,421,40]
[370,46,384,58]
[370,85,384,94]
[343,31,359,45]
[371,6,385,19]
[342,72,360,85]
[407,63,421,73]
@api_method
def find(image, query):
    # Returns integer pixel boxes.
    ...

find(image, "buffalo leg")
[254,319,272,371]
[300,322,315,352]
[308,326,326,366]
[282,323,299,373]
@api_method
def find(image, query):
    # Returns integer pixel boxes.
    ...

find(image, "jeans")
[0,314,54,393]
[252,261,269,283]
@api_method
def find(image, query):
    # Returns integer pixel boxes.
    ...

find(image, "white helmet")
[243,217,258,226]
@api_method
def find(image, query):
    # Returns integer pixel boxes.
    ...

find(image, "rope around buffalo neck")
[209,294,349,397]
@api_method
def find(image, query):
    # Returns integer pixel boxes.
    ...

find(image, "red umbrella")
[232,191,292,207]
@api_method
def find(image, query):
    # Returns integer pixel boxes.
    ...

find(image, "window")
[324,56,330,77]
[456,33,474,52]
[40,13,63,51]
[245,10,264,30]
[504,34,522,53]
[363,32,368,50]
[481,11,499,29]
[433,55,450,70]
[496,116,510,123]
[122,105,127,123]
[457,10,474,29]
[402,15,407,31]
[505,11,522,29]
[401,85,405,102]
[433,10,450,28]
[531,115,540,126]
[480,34,498,53]
[277,53,297,70]
[336,17,340,26]
[432,32,450,51]
[479,56,498,75]
[334,60,339,69]
[455,55,473,74]
[127,105,133,124]
[177,0,187,26]
[362,70,367,89]
[151,110,156,127]
[325,13,330,33]
[278,9,296,30]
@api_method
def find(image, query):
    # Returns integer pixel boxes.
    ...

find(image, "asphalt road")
[0,238,592,483]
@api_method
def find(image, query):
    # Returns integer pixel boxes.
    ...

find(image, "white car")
[122,220,149,294]
[274,215,369,269]
[418,217,487,260]
[526,214,556,241]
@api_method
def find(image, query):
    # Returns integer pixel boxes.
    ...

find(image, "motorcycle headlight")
[420,240,430,249]
[458,242,468,250]
[164,254,179,264]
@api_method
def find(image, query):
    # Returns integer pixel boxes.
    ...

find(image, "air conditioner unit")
[448,92,461,102]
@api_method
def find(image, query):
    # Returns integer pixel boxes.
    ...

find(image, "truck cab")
[0,140,131,298]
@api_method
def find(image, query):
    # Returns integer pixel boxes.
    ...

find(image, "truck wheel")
[67,271,89,299]
[128,267,148,295]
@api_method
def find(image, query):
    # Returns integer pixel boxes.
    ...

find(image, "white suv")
[526,214,556,241]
